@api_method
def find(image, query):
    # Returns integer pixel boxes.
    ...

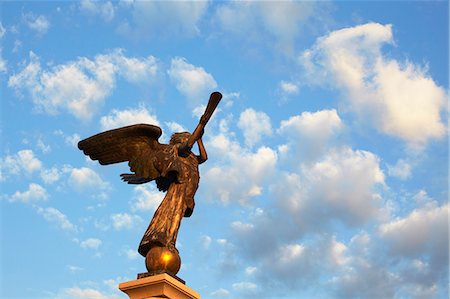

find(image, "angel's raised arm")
[196,137,207,164]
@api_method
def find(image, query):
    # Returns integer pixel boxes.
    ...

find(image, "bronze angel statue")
[78,92,222,277]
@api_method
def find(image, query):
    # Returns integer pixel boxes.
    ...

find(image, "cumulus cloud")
[210,288,230,297]
[124,248,139,260]
[245,266,257,276]
[0,49,6,73]
[330,254,400,299]
[237,108,272,147]
[0,149,43,180]
[387,159,412,180]
[80,238,102,249]
[276,147,385,229]
[65,133,81,148]
[36,138,51,154]
[130,184,164,212]
[279,80,299,95]
[379,200,448,265]
[67,265,83,273]
[232,281,258,292]
[23,13,50,34]
[118,1,209,39]
[100,105,160,130]
[215,1,327,55]
[80,0,115,22]
[0,22,5,38]
[37,207,78,232]
[200,235,212,250]
[300,22,446,148]
[9,183,48,203]
[168,57,218,105]
[202,135,277,204]
[329,227,448,299]
[8,50,159,120]
[278,109,343,162]
[55,287,120,299]
[110,213,143,230]
[68,167,110,193]
[165,121,187,134]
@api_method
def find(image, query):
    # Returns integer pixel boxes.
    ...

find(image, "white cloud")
[130,184,164,212]
[330,253,400,299]
[18,149,43,173]
[67,265,83,273]
[203,141,277,205]
[23,13,50,34]
[165,121,187,134]
[330,237,350,267]
[200,235,212,250]
[232,281,258,292]
[300,22,446,148]
[118,1,209,39]
[210,288,230,297]
[278,243,305,265]
[231,221,254,234]
[37,207,78,232]
[124,248,139,260]
[276,147,385,229]
[168,57,217,105]
[201,119,277,206]
[100,106,159,130]
[12,39,22,53]
[0,22,5,38]
[0,149,43,180]
[8,50,159,120]
[215,2,327,56]
[65,133,81,147]
[103,277,130,291]
[279,80,299,95]
[114,52,158,83]
[111,213,142,230]
[80,238,102,250]
[379,201,448,260]
[221,92,240,108]
[0,49,6,73]
[68,167,110,193]
[387,159,412,180]
[245,266,257,275]
[55,287,120,299]
[80,0,115,22]
[9,183,48,203]
[192,104,206,119]
[237,108,272,147]
[37,138,51,154]
[278,109,343,162]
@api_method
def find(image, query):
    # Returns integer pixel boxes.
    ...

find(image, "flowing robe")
[138,143,199,257]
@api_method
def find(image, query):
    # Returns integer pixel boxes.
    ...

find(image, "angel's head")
[170,132,191,145]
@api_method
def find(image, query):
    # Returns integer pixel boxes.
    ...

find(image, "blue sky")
[0,1,448,299]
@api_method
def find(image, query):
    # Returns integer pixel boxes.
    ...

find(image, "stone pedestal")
[119,273,200,299]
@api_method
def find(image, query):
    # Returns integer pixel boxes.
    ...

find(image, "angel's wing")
[78,124,165,182]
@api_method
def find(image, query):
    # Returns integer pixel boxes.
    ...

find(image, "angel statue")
[78,92,222,277]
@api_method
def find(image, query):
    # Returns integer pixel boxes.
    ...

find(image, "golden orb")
[145,245,181,275]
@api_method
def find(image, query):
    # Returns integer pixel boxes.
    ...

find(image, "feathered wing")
[78,124,166,185]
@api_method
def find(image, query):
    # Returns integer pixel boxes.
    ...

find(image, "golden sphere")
[145,245,181,275]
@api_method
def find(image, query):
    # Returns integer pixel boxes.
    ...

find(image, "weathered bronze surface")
[78,92,222,276]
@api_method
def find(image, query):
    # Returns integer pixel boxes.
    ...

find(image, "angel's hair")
[170,132,191,145]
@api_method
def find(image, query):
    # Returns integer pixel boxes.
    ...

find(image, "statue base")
[119,273,200,299]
